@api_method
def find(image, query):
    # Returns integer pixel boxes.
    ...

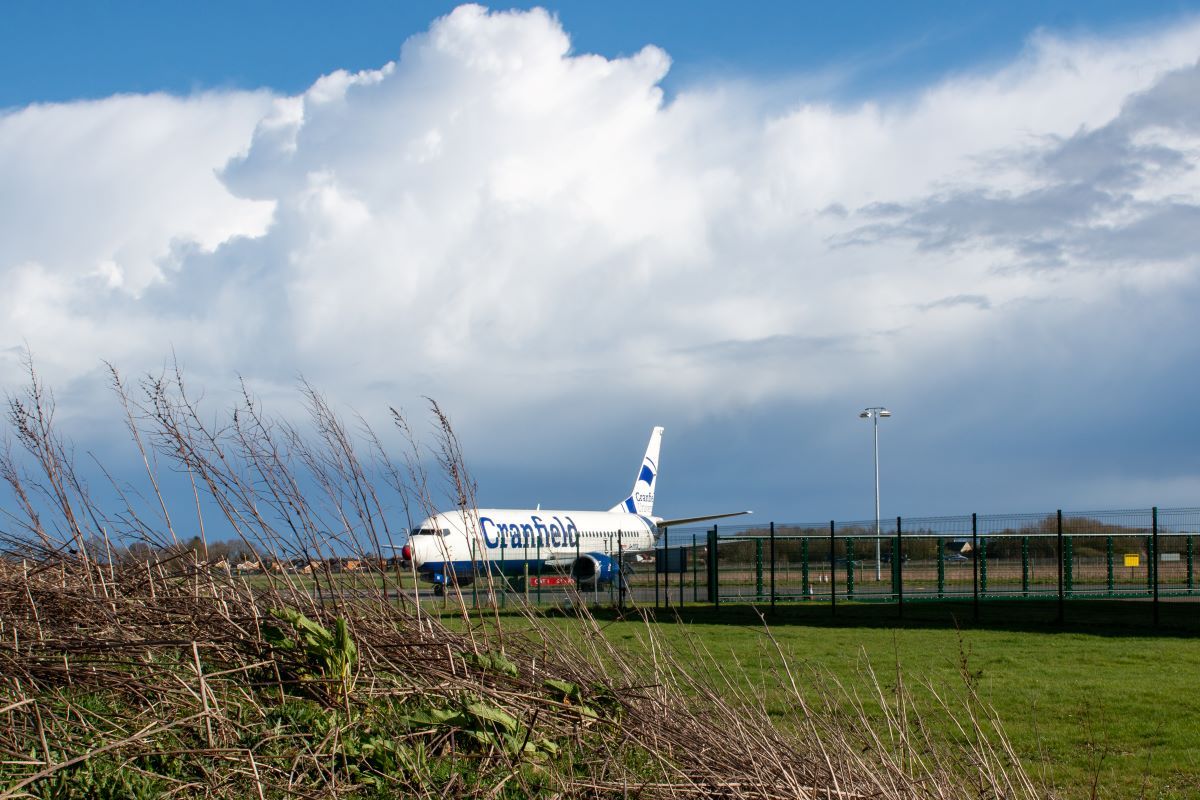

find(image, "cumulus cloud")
[0,90,275,383]
[3,4,1200,513]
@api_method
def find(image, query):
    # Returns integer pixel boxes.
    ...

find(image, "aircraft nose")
[407,537,432,567]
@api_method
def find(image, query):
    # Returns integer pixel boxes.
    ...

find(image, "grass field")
[504,600,1200,799]
[242,570,1199,795]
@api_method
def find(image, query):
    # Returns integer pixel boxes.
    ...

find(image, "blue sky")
[3,2,1200,536]
[5,1,1198,106]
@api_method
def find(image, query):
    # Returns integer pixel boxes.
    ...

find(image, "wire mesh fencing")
[637,507,1199,626]
[431,506,1197,629]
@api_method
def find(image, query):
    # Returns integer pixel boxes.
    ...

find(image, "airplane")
[401,426,750,595]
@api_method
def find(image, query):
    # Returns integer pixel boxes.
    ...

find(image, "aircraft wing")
[655,510,752,528]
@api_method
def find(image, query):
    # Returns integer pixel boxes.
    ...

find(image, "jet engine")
[570,552,619,588]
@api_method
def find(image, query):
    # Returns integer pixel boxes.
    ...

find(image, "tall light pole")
[859,407,892,580]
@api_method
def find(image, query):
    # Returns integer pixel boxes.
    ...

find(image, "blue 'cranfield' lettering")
[480,516,499,548]
[478,514,582,550]
[531,516,548,547]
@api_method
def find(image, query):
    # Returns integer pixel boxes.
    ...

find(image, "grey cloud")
[1035,61,1200,189]
[1077,201,1200,263]
[917,294,991,312]
[845,184,1117,264]
[844,60,1200,272]
[677,333,869,362]
[1118,58,1200,132]
[1040,127,1187,189]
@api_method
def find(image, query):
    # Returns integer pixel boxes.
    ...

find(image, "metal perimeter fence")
[448,506,1198,628]
[637,507,1198,625]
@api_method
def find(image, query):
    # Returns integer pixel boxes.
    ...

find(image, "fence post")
[606,534,613,605]
[755,539,764,601]
[972,512,979,622]
[617,529,625,613]
[936,536,944,599]
[1021,536,1029,596]
[601,537,610,605]
[980,536,988,595]
[663,526,670,608]
[708,526,720,607]
[662,526,671,608]
[1056,510,1064,625]
[801,537,810,599]
[830,521,837,617]
[769,521,776,611]
[1152,507,1159,627]
[845,537,855,598]
[657,527,667,609]
[891,528,899,597]
[896,516,903,619]
[714,525,721,607]
[1106,535,1114,596]
[1188,535,1194,593]
[1145,534,1153,594]
[536,531,543,607]
[692,534,698,603]
[678,531,684,607]
[1064,536,1073,597]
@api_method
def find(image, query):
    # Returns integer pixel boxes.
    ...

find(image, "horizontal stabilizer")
[656,510,752,528]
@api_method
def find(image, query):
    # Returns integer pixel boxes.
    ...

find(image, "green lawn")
[508,600,1200,799]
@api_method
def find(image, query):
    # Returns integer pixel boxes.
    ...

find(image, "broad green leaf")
[465,702,519,732]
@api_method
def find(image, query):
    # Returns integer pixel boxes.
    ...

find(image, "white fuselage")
[406,508,656,577]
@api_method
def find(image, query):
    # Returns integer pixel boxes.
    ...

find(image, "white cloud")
[0,89,275,385]
[3,5,1200,511]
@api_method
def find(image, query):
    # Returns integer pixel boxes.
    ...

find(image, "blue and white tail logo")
[610,426,663,517]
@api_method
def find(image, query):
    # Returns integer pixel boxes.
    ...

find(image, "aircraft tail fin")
[609,426,663,516]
